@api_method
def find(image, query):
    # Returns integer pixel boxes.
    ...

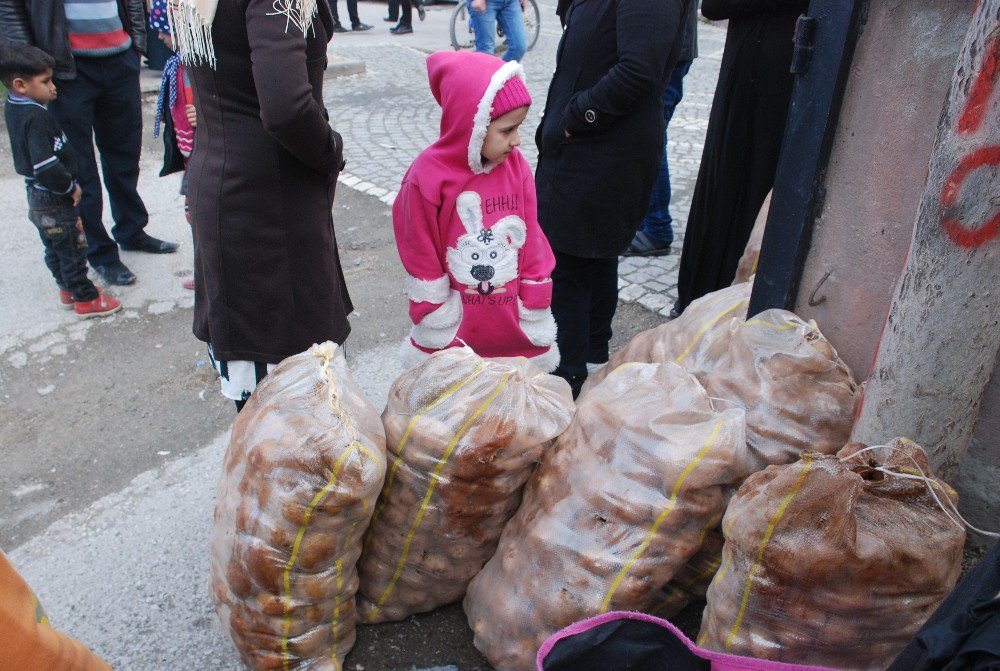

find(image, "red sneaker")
[74,291,122,319]
[58,289,74,310]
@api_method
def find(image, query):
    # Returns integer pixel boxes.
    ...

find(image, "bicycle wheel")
[523,0,540,51]
[450,3,476,51]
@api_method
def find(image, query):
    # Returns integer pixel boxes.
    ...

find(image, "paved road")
[0,4,724,669]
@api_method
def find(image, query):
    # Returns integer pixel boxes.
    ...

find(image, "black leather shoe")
[120,232,179,254]
[93,260,137,286]
[390,23,413,34]
[352,22,373,31]
[383,15,398,21]
[332,22,350,33]
[415,0,426,21]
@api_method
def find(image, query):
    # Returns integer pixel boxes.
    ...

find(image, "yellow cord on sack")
[723,454,814,652]
[599,418,724,613]
[674,301,748,364]
[281,442,357,670]
[366,373,511,623]
[363,364,485,554]
[279,344,378,670]
[742,317,799,331]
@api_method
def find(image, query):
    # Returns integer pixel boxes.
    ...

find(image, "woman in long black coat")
[535,0,688,395]
[183,0,353,407]
[673,0,807,315]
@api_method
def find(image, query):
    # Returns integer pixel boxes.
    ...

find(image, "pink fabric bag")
[537,612,839,671]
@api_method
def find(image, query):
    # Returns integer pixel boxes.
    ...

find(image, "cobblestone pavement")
[325,4,726,316]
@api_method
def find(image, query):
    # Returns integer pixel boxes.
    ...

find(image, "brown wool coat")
[188,0,353,363]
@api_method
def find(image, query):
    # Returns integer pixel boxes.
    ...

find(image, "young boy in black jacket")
[1,45,120,318]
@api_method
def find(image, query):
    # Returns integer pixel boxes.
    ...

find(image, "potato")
[581,281,752,396]
[356,348,574,623]
[698,440,965,670]
[464,361,752,671]
[210,344,387,670]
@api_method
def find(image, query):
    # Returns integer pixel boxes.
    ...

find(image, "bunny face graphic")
[447,192,526,295]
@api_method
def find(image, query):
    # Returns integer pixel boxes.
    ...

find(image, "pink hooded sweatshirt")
[394,51,559,372]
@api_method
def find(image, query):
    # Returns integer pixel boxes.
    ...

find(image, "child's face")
[13,69,57,105]
[481,106,529,165]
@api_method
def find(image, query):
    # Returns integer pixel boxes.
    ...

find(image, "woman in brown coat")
[173,0,353,409]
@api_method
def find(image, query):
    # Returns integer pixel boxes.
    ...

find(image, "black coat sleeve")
[0,0,33,45]
[702,0,802,21]
[563,0,684,136]
[27,117,75,193]
[245,0,343,175]
[120,0,147,54]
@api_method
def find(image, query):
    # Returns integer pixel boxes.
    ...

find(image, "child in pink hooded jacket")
[394,51,559,372]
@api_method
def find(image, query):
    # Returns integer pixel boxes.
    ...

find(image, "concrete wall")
[791,0,998,543]
[794,0,974,377]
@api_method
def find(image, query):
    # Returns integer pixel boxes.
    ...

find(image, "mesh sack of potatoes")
[579,281,752,397]
[732,190,770,285]
[646,527,725,620]
[701,309,859,471]
[698,439,965,670]
[355,346,575,624]
[463,361,752,671]
[210,343,387,671]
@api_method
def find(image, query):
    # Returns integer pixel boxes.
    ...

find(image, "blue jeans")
[27,187,100,302]
[470,0,527,63]
[640,59,693,246]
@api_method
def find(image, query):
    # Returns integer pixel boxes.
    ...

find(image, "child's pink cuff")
[519,278,552,310]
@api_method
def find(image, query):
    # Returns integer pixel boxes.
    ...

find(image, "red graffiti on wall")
[939,146,1000,248]
[939,33,999,248]
[957,33,999,135]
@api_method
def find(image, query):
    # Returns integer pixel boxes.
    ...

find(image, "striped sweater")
[64,0,132,57]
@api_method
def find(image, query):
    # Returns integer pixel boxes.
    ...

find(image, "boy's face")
[482,105,529,165]
[12,69,57,105]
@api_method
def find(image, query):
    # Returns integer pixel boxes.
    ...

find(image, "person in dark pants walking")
[0,0,179,287]
[535,0,689,396]
[327,0,373,32]
[391,0,426,34]
[623,0,698,258]
[1,44,121,318]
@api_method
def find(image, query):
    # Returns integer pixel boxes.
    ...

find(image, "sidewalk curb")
[339,170,397,206]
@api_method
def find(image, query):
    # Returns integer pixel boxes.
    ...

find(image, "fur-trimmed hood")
[425,50,526,176]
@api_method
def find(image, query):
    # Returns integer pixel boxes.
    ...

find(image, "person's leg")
[637,60,693,248]
[587,256,619,367]
[396,0,412,28]
[55,215,100,302]
[386,0,399,20]
[91,50,150,248]
[327,0,343,25]
[28,193,100,302]
[469,0,499,55]
[550,250,592,397]
[35,224,66,291]
[495,0,527,62]
[49,66,119,266]
[346,0,363,26]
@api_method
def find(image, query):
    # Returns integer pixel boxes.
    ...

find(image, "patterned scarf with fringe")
[166,0,319,67]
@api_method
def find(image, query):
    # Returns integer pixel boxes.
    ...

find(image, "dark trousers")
[551,250,619,395]
[49,49,148,266]
[328,0,361,25]
[387,0,400,20]
[398,0,420,27]
[640,59,693,246]
[27,187,100,302]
